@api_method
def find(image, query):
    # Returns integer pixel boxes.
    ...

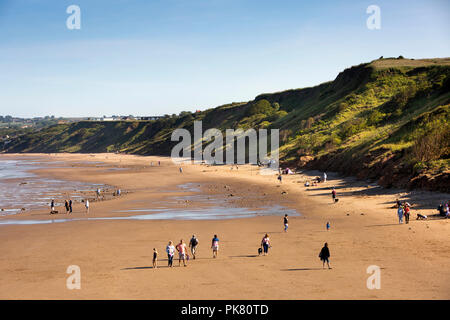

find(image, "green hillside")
[3,57,450,192]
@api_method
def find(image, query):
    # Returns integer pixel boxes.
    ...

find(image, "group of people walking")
[151,217,332,270]
[155,234,219,268]
[49,198,91,214]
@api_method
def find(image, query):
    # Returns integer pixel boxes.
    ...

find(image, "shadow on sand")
[281,267,324,271]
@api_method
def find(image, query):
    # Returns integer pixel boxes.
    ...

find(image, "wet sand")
[0,153,449,299]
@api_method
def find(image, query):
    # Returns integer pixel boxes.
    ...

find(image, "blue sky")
[0,0,449,117]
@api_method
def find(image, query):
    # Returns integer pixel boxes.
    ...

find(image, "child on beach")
[211,235,219,258]
[176,240,188,267]
[397,205,404,224]
[166,241,175,267]
[404,204,411,224]
[277,174,282,183]
[326,221,330,231]
[331,188,336,203]
[319,243,331,269]
[152,248,158,269]
[283,214,288,232]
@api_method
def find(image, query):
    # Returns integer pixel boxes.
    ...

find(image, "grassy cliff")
[3,57,450,192]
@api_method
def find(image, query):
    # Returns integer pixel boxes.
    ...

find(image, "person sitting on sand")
[176,239,188,267]
[261,234,271,256]
[166,241,175,267]
[189,235,199,260]
[319,243,331,269]
[211,235,219,258]
[152,248,158,269]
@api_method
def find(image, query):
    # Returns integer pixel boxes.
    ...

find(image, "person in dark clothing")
[69,199,73,213]
[319,243,331,269]
[331,188,336,203]
[64,200,69,214]
[50,200,55,214]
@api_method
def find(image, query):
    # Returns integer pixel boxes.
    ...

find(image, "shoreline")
[0,153,449,299]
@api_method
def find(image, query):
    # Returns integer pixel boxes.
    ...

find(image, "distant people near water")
[117,189,121,196]
[283,214,289,232]
[189,234,199,260]
[69,199,73,213]
[85,199,90,214]
[152,248,158,269]
[166,241,175,267]
[211,234,220,258]
[331,188,337,203]
[319,243,331,269]
[261,234,271,256]
[277,174,282,184]
[179,167,183,173]
[176,239,188,267]
[397,205,404,224]
[64,200,69,214]
[96,188,101,198]
[323,172,327,183]
[326,221,330,231]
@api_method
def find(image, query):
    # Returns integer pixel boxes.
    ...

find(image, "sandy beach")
[0,153,449,299]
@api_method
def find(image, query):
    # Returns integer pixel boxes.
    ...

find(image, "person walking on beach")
[283,214,289,232]
[176,239,188,267]
[404,203,411,224]
[331,188,337,203]
[261,234,271,256]
[211,235,219,258]
[50,200,55,214]
[166,241,175,267]
[323,172,327,183]
[277,174,282,184]
[189,235,199,260]
[397,205,404,224]
[179,167,183,174]
[64,200,69,214]
[326,221,330,231]
[69,199,73,213]
[85,199,90,214]
[319,243,331,269]
[152,248,158,269]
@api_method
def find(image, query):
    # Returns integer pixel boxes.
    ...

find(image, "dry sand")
[0,153,449,299]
